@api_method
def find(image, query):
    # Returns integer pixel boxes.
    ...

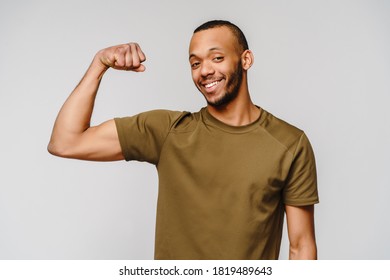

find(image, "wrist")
[87,55,109,80]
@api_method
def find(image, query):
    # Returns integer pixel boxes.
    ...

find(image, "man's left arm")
[285,204,317,260]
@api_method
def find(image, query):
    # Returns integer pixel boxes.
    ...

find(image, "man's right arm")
[47,43,146,161]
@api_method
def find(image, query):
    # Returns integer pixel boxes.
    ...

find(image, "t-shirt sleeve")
[114,110,184,164]
[283,133,319,206]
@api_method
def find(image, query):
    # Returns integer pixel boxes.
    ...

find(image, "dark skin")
[189,26,259,126]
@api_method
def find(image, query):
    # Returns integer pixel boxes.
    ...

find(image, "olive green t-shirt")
[115,107,318,260]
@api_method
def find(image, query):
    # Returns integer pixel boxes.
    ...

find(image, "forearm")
[286,205,317,260]
[48,56,107,155]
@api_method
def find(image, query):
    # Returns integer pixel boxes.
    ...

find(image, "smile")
[203,79,223,90]
[205,80,220,88]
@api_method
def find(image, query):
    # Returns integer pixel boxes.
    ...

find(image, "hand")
[96,43,146,72]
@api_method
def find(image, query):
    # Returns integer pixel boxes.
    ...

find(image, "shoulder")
[114,109,203,133]
[115,109,186,127]
[259,109,308,155]
[145,109,201,131]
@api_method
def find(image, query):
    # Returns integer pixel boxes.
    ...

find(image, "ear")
[241,50,254,70]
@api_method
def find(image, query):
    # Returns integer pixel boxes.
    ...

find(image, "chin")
[206,91,238,108]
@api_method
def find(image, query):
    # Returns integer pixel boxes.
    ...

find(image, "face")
[189,27,244,108]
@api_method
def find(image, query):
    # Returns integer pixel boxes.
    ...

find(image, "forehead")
[189,26,239,57]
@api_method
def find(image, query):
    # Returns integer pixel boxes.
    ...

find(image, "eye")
[191,61,200,69]
[213,56,224,62]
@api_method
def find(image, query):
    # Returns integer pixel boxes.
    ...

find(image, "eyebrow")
[189,47,224,60]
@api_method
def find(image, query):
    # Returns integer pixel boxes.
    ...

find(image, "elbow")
[47,140,73,158]
[289,240,317,260]
[47,141,64,157]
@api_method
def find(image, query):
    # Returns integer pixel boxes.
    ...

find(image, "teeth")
[205,81,220,88]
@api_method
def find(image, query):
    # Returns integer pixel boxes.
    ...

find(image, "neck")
[206,81,260,126]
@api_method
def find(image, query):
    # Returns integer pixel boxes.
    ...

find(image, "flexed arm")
[48,43,146,161]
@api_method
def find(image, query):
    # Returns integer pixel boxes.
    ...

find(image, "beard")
[206,62,243,108]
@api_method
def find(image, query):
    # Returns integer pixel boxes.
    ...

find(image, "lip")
[201,78,224,93]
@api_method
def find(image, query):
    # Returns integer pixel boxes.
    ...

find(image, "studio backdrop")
[0,0,389,259]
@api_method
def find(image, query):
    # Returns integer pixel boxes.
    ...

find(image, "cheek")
[218,63,234,77]
[190,70,197,82]
[191,71,201,87]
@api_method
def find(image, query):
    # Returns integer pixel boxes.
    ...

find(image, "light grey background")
[1,0,389,259]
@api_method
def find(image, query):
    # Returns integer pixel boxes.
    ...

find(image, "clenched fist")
[96,43,146,72]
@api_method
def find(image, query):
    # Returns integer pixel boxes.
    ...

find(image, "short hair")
[193,20,249,51]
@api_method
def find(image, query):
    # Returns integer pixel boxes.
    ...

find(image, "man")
[48,20,319,260]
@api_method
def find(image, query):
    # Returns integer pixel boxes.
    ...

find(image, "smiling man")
[48,20,319,260]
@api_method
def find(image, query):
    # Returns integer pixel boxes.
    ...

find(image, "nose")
[200,61,215,77]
